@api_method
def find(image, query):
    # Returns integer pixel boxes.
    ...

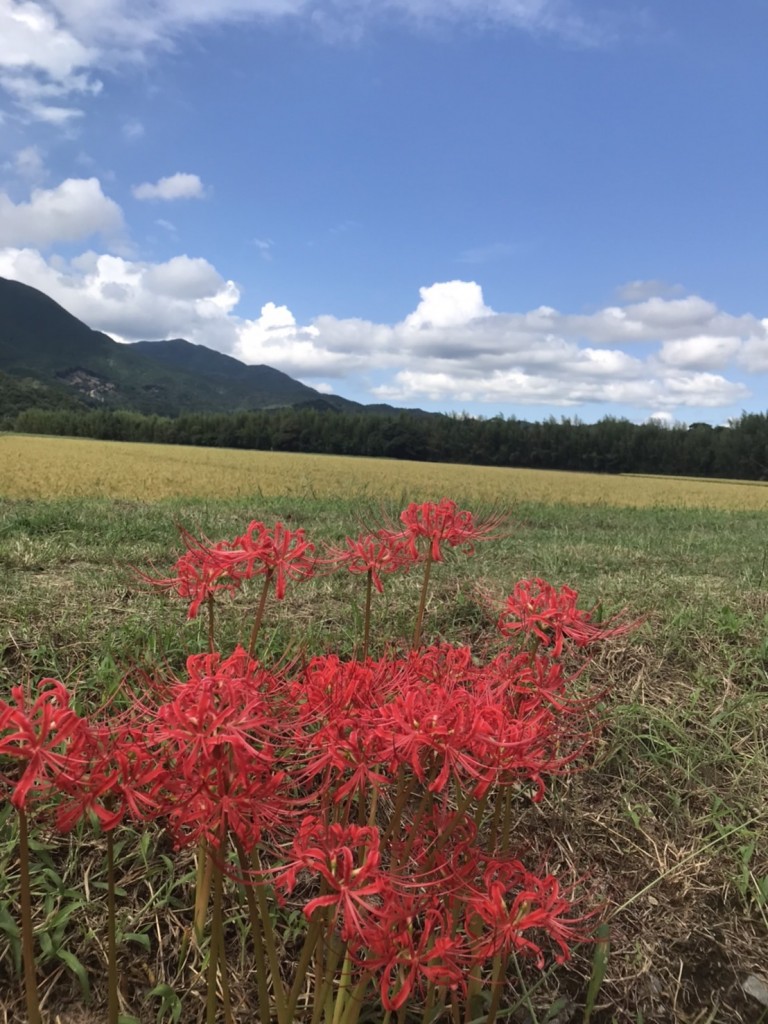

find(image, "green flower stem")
[301,909,337,1024]
[251,848,289,1024]
[366,788,378,828]
[235,840,272,1024]
[489,788,504,854]
[412,549,433,649]
[362,568,373,661]
[206,851,225,1024]
[465,965,483,1023]
[307,914,328,1024]
[106,830,118,1024]
[485,953,507,1024]
[394,766,439,868]
[248,570,274,658]
[500,787,514,857]
[193,837,212,945]
[450,988,462,1024]
[473,789,489,831]
[339,973,373,1024]
[330,945,353,1024]
[382,770,418,845]
[322,934,346,1024]
[421,983,437,1024]
[219,932,234,1024]
[430,783,478,857]
[18,807,42,1024]
[206,592,215,653]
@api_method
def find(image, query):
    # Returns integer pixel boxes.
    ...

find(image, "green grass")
[1,495,767,1023]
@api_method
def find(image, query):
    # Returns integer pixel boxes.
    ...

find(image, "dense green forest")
[7,405,768,481]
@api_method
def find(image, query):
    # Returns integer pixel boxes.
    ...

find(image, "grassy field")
[0,439,767,1023]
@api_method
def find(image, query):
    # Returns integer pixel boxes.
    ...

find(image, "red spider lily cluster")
[136,520,316,618]
[2,500,637,1024]
[499,578,637,657]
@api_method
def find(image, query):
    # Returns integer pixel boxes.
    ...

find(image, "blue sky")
[1,0,766,423]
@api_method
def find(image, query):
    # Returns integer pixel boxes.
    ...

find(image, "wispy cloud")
[252,238,274,261]
[4,145,46,182]
[132,172,206,201]
[122,118,144,141]
[0,0,614,122]
[616,279,685,302]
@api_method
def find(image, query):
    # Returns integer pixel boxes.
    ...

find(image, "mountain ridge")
[0,276,427,419]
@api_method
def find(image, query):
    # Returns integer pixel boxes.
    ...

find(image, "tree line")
[8,406,768,481]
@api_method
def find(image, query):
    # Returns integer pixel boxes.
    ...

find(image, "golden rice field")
[3,432,768,508]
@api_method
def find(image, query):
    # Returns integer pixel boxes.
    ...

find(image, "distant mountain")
[0,276,424,418]
[130,338,365,414]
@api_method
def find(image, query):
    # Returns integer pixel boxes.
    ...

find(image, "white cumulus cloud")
[0,0,94,79]
[0,245,236,339]
[132,172,206,201]
[0,177,123,246]
[658,335,743,371]
[403,280,493,330]
[0,238,763,418]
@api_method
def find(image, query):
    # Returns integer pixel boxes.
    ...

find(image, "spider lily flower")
[399,499,505,562]
[54,722,166,833]
[323,530,411,592]
[0,680,87,809]
[229,520,316,599]
[277,818,391,938]
[136,530,241,619]
[498,578,638,657]
[465,859,589,966]
[355,901,468,1011]
[148,648,296,851]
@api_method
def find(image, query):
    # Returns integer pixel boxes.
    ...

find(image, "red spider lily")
[390,808,482,896]
[0,680,87,809]
[289,655,402,801]
[498,578,638,657]
[324,530,411,592]
[399,499,504,562]
[147,648,298,850]
[465,859,589,966]
[354,900,468,1011]
[228,520,316,599]
[54,722,166,833]
[136,528,241,619]
[165,763,291,851]
[374,645,564,798]
[376,675,501,795]
[277,818,390,938]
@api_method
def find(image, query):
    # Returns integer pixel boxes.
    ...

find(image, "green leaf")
[583,922,610,1024]
[147,982,182,1023]
[56,948,91,1003]
[38,930,54,957]
[0,902,22,973]
[121,931,151,951]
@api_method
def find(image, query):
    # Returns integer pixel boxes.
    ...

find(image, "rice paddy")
[3,433,768,509]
